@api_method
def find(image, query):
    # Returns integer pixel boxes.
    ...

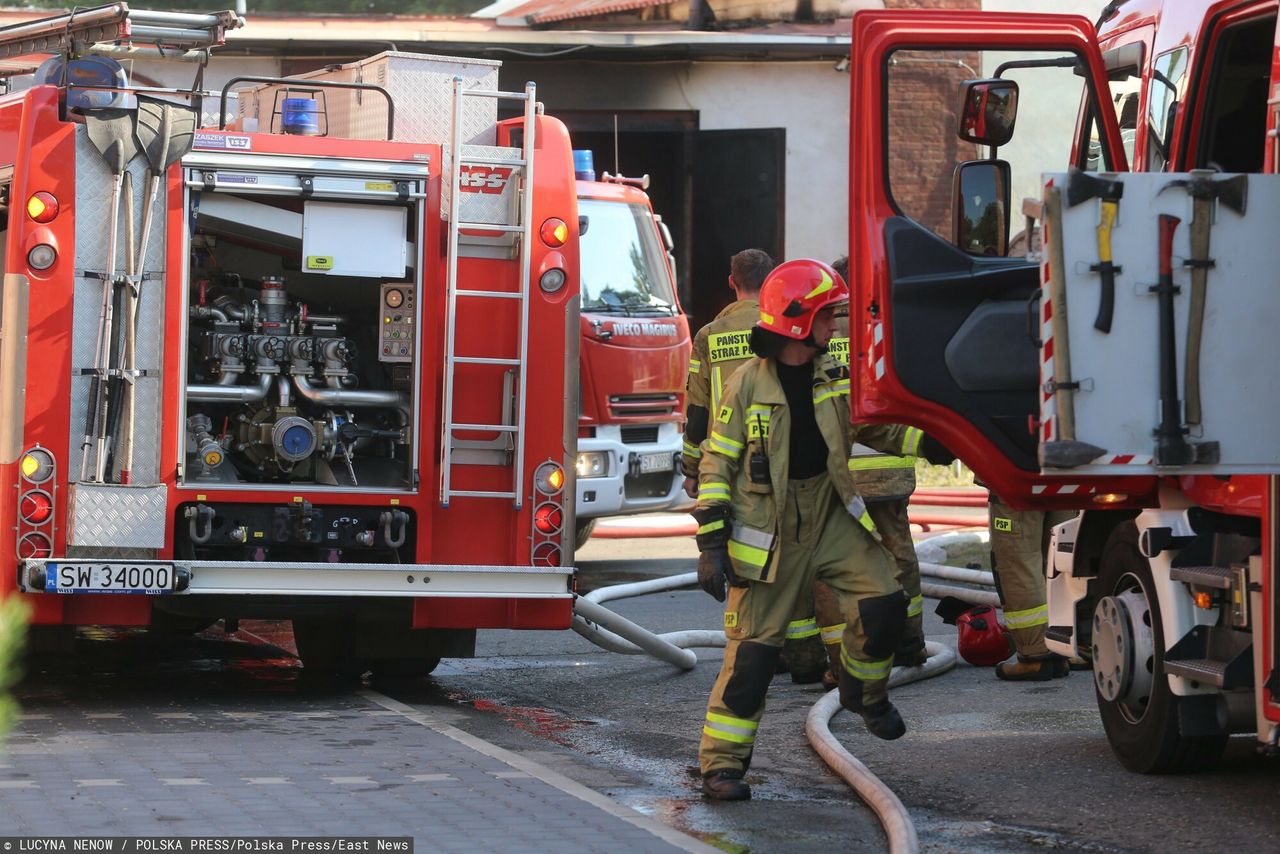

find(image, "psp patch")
[724,612,738,628]
[718,405,734,424]
[993,517,1014,533]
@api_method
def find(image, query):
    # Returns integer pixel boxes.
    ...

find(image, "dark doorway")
[555,111,697,307]
[690,128,785,330]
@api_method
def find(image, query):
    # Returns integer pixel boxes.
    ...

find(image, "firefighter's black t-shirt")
[776,360,828,479]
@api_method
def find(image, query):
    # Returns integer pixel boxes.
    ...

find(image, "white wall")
[505,59,850,263]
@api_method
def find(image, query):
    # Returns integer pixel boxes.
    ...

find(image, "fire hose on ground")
[570,528,1004,854]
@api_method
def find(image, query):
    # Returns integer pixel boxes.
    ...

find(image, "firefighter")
[988,497,1076,680]
[693,259,920,801]
[822,255,930,677]
[682,248,774,499]
[683,248,829,684]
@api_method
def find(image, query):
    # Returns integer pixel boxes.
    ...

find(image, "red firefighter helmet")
[957,605,1012,666]
[757,259,850,340]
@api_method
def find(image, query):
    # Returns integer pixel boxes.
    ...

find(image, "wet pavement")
[3,531,1279,851]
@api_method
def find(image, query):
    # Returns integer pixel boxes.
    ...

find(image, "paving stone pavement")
[0,684,711,852]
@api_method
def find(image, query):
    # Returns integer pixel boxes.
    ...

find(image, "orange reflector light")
[534,502,563,534]
[20,449,54,483]
[26,191,58,223]
[1193,591,1214,610]
[20,490,52,525]
[540,218,569,247]
[1092,493,1129,505]
[534,462,565,495]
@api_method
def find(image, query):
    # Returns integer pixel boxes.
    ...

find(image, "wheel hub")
[1093,587,1156,721]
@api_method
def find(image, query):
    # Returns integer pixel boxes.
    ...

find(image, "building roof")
[0,8,860,62]
[504,0,673,25]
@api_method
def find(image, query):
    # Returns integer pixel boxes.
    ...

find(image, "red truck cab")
[573,155,691,548]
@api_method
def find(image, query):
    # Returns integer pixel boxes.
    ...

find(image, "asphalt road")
[4,531,1279,852]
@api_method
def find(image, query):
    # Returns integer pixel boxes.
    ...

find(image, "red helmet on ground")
[757,259,850,340]
[956,605,1012,666]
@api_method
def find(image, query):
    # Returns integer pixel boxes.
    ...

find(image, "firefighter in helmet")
[693,259,917,801]
[988,498,1076,680]
[815,255,932,682]
[683,249,834,686]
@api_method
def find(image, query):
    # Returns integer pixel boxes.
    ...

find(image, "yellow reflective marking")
[365,181,395,191]
[828,336,850,365]
[724,611,738,628]
[805,270,834,299]
[305,256,334,271]
[717,405,734,424]
[727,539,769,567]
[708,330,752,363]
[993,517,1013,533]
[847,455,916,471]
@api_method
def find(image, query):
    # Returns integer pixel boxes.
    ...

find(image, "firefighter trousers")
[699,474,905,775]
[805,498,920,676]
[988,498,1075,658]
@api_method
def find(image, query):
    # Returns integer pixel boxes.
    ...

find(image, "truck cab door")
[848,10,1149,507]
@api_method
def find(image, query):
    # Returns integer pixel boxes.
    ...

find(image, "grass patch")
[915,459,976,488]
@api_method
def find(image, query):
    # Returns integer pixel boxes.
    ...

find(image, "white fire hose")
[570,530,1001,854]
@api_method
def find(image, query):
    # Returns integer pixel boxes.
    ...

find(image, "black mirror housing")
[957,79,1020,146]
[952,159,1012,257]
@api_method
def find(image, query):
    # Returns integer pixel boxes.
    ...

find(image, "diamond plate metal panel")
[450,143,523,225]
[68,483,168,548]
[70,128,166,484]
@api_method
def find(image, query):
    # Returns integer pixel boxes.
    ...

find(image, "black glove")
[697,546,735,602]
[920,434,957,467]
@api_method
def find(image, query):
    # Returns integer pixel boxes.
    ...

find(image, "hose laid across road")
[575,571,960,854]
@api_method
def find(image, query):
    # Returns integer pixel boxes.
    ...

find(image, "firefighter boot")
[995,653,1070,682]
[858,700,906,740]
[702,768,751,801]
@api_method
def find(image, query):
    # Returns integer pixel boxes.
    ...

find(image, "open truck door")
[847,11,1151,508]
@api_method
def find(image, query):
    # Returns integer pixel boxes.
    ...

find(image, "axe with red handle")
[1152,214,1193,467]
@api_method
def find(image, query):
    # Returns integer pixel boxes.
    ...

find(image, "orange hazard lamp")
[26,192,59,223]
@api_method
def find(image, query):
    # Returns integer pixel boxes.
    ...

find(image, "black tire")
[1093,522,1228,773]
[574,518,597,551]
[371,656,441,683]
[292,617,363,683]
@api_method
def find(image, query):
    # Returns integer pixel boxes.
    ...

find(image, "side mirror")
[579,214,590,237]
[952,159,1012,257]
[957,79,1019,147]
[654,215,675,252]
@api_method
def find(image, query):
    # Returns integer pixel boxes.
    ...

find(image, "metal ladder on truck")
[440,79,537,508]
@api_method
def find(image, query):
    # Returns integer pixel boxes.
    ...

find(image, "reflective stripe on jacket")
[830,333,918,502]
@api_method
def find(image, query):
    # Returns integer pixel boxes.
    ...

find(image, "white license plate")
[45,562,176,595]
[639,451,674,474]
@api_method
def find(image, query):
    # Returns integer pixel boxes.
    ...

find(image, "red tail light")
[20,490,52,525]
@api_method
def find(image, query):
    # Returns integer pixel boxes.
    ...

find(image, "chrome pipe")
[187,373,273,404]
[292,377,408,413]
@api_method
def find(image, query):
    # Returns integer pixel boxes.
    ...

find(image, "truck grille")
[620,425,660,445]
[609,393,679,419]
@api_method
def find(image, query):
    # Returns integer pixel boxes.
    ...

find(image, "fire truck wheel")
[574,519,597,551]
[371,656,441,682]
[1092,522,1228,773]
[292,617,363,683]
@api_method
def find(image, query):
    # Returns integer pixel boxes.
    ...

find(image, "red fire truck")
[0,5,579,677]
[573,162,690,549]
[847,2,1280,772]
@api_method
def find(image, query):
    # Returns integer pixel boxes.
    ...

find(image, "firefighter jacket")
[696,353,923,583]
[829,326,917,503]
[683,298,760,477]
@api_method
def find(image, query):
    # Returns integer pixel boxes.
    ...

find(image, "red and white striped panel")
[1094,454,1154,466]
[1039,178,1057,445]
[871,320,886,380]
[1031,482,1098,496]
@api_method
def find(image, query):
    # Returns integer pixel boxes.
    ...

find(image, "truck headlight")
[576,451,608,478]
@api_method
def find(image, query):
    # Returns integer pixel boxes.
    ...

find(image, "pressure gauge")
[385,288,405,309]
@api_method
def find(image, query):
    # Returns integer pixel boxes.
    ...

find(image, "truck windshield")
[579,199,677,315]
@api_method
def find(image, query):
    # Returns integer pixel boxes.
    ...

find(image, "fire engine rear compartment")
[179,164,424,492]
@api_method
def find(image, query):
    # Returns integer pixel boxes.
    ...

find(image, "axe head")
[1066,166,1124,208]
[1165,171,1248,215]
